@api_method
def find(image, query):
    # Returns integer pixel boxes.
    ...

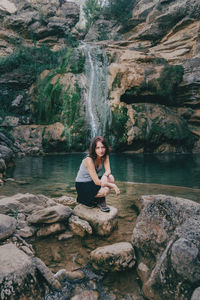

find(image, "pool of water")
[1,153,200,198]
[1,153,200,299]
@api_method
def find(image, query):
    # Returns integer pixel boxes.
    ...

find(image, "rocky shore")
[0,192,200,299]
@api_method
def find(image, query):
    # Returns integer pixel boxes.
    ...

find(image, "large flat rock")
[73,204,118,236]
[0,243,60,299]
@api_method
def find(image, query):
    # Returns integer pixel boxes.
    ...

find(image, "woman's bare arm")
[103,155,111,176]
[84,157,101,185]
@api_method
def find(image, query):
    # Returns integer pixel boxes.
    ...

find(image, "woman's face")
[95,141,106,157]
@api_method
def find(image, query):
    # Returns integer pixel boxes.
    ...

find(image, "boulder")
[73,204,118,236]
[0,193,56,215]
[0,243,60,299]
[0,144,13,162]
[27,204,72,224]
[0,214,17,240]
[191,287,200,300]
[132,194,200,300]
[68,215,92,237]
[90,242,136,272]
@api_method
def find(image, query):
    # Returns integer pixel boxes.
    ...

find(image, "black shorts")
[75,181,101,207]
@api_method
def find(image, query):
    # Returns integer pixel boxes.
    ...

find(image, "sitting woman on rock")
[75,136,120,212]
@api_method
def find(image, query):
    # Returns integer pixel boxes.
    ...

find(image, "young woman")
[75,136,120,212]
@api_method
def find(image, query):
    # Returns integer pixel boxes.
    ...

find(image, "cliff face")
[0,0,200,155]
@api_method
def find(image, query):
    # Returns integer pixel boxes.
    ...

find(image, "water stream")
[80,43,112,138]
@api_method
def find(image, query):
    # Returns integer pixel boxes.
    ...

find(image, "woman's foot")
[97,197,110,212]
[98,203,110,212]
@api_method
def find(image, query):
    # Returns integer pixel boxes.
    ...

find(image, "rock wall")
[0,0,200,158]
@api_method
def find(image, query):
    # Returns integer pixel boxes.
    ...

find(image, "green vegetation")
[103,0,136,24]
[83,0,136,30]
[0,45,66,113]
[122,64,184,104]
[112,106,128,149]
[112,72,123,89]
[0,45,63,76]
[33,72,63,124]
[157,65,184,98]
[83,0,103,28]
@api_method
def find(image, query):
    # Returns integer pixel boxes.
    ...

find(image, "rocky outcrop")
[0,192,120,299]
[1,0,200,155]
[132,194,200,300]
[73,204,118,236]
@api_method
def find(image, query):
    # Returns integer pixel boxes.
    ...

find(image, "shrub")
[103,0,136,24]
[83,0,103,28]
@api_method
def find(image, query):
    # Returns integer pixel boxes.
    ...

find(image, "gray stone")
[0,243,60,299]
[36,223,66,237]
[58,230,74,240]
[27,204,72,224]
[0,214,17,240]
[132,194,200,300]
[191,287,200,300]
[69,215,92,237]
[0,193,56,215]
[73,204,118,236]
[90,242,136,272]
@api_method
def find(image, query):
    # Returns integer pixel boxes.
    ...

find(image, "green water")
[1,153,200,198]
[1,153,200,299]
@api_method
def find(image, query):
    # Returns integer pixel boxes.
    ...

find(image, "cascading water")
[80,43,112,138]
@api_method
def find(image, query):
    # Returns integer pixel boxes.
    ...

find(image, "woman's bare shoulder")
[83,156,93,166]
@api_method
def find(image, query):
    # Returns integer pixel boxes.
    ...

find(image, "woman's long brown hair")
[89,136,111,159]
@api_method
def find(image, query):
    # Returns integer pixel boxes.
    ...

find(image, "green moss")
[112,106,128,149]
[112,72,123,89]
[33,72,63,124]
[0,45,66,114]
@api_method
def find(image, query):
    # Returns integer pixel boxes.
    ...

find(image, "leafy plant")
[83,0,103,28]
[103,0,136,24]
[112,106,128,148]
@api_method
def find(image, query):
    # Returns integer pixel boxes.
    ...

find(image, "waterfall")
[80,43,112,138]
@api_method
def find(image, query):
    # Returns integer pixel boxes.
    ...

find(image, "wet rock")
[0,214,17,240]
[90,242,136,272]
[16,225,36,238]
[132,194,200,300]
[0,0,17,14]
[0,144,13,163]
[0,243,58,299]
[36,222,66,237]
[73,204,118,236]
[27,204,72,224]
[70,289,99,300]
[58,230,74,241]
[53,195,77,207]
[69,215,92,237]
[55,269,85,281]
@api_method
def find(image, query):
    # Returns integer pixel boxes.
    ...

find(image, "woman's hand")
[114,184,120,196]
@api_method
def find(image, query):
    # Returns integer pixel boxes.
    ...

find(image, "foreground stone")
[27,204,72,224]
[0,194,73,238]
[69,215,92,237]
[0,214,17,240]
[73,204,118,236]
[0,243,61,300]
[90,242,136,272]
[132,194,200,300]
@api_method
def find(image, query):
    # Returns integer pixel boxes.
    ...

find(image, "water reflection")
[3,153,200,198]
